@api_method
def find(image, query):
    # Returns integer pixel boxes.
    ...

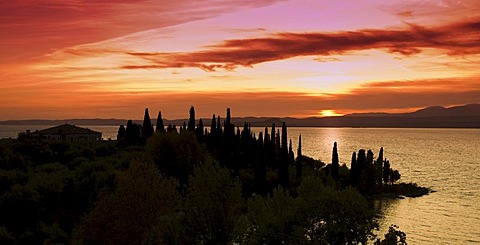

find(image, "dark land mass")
[2,103,479,128]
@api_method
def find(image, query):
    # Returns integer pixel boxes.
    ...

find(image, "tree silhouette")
[142,108,154,138]
[210,114,216,136]
[296,134,303,179]
[196,118,204,141]
[350,151,358,186]
[155,111,165,134]
[390,170,401,184]
[217,116,222,135]
[331,142,339,181]
[188,106,195,132]
[125,119,141,145]
[383,159,391,184]
[376,147,384,189]
[365,150,376,194]
[288,139,294,165]
[182,121,187,132]
[117,125,126,139]
[278,122,289,187]
[254,132,267,194]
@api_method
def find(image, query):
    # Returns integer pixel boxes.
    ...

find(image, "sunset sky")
[1,0,480,120]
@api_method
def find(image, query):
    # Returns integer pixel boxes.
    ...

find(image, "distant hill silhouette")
[1,104,479,128]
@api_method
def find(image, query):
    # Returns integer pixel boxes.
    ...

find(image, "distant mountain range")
[1,104,479,128]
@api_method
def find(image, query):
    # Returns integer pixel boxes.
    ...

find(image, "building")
[31,124,102,141]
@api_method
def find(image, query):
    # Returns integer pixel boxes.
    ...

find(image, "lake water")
[1,126,479,244]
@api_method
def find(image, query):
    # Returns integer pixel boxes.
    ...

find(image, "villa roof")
[32,124,101,135]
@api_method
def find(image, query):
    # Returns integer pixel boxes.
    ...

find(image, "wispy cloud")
[120,18,480,71]
[0,0,283,63]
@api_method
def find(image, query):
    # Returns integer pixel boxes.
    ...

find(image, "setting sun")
[320,110,342,117]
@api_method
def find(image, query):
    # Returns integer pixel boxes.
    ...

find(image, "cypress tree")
[188,106,195,131]
[357,149,366,173]
[357,149,366,192]
[142,108,154,138]
[155,111,165,134]
[350,151,357,186]
[196,118,204,140]
[226,108,231,129]
[376,147,384,188]
[264,127,270,143]
[225,108,234,138]
[254,132,266,194]
[278,122,289,187]
[296,134,303,179]
[281,122,288,156]
[331,142,339,181]
[288,139,294,165]
[210,114,216,135]
[383,159,391,184]
[365,149,376,194]
[275,130,281,158]
[271,123,276,149]
[217,116,222,135]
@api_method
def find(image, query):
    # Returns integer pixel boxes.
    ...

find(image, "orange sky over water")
[1,0,480,120]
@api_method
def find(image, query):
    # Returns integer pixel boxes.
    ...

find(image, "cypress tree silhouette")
[365,149,375,194]
[357,149,366,192]
[217,116,222,135]
[188,106,195,131]
[383,159,391,184]
[155,111,165,134]
[225,108,235,138]
[275,130,281,161]
[331,142,339,181]
[264,127,270,143]
[210,114,216,136]
[271,123,276,150]
[278,122,289,187]
[226,108,231,129]
[376,147,384,189]
[350,151,358,186]
[117,125,126,139]
[142,108,154,138]
[196,118,204,141]
[281,122,287,154]
[296,134,303,179]
[254,131,266,194]
[289,139,295,165]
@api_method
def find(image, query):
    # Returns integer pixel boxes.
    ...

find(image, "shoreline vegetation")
[0,106,430,244]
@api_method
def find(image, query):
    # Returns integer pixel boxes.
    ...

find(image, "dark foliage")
[0,106,414,244]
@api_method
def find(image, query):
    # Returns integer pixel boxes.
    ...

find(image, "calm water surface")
[283,127,480,244]
[1,126,479,244]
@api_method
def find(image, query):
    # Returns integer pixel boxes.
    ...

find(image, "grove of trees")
[0,106,411,244]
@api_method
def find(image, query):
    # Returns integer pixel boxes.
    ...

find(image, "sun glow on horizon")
[319,110,343,117]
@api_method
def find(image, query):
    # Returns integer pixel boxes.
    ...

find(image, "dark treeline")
[117,106,404,197]
[0,106,410,244]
